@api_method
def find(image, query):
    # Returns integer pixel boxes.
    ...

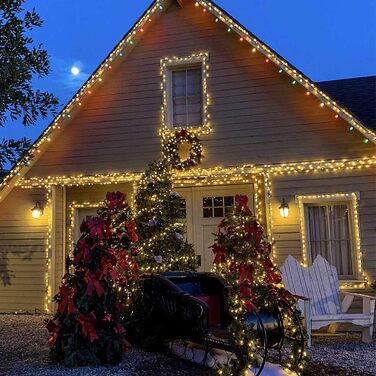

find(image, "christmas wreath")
[164,129,203,170]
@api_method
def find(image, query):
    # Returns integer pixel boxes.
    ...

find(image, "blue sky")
[1,0,376,144]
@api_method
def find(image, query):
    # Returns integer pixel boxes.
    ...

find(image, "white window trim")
[160,53,210,134]
[68,201,102,254]
[296,192,365,285]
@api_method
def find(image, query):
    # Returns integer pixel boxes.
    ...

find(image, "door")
[193,185,253,272]
[188,185,253,272]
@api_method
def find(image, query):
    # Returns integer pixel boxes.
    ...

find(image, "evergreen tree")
[47,192,138,366]
[211,195,306,375]
[135,160,197,273]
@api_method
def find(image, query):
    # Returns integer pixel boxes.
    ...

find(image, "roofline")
[1,0,375,202]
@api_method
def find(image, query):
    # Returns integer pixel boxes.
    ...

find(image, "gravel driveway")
[0,314,374,376]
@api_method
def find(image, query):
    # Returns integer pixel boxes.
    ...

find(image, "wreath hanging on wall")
[164,129,203,170]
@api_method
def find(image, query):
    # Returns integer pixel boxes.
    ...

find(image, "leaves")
[0,0,58,174]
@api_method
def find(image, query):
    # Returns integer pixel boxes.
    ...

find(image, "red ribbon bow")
[126,220,139,242]
[75,238,94,264]
[47,319,59,347]
[239,264,254,284]
[84,271,105,297]
[101,258,117,280]
[77,313,98,342]
[57,285,75,315]
[212,244,227,264]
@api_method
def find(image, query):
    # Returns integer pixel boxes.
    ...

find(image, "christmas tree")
[212,195,306,375]
[47,192,138,366]
[135,160,198,273]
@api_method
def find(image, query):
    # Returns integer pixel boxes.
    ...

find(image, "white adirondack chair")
[281,255,375,346]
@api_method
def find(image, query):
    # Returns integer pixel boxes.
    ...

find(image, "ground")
[0,315,375,376]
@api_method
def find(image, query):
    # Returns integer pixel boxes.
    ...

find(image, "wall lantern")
[31,202,44,219]
[279,199,289,218]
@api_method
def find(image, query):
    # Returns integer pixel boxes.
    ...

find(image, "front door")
[177,185,254,272]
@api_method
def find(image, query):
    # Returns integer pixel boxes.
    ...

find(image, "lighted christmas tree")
[135,159,198,273]
[212,195,306,375]
[47,192,138,366]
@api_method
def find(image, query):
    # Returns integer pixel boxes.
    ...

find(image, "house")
[0,0,375,313]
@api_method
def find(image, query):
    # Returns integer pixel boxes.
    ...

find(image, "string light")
[160,53,211,136]
[1,0,375,202]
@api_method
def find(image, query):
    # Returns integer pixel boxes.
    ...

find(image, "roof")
[318,76,376,131]
[1,0,376,202]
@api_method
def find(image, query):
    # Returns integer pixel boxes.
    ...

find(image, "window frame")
[297,192,364,283]
[160,53,210,134]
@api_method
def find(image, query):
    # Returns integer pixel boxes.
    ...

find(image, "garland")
[212,195,307,375]
[164,129,203,170]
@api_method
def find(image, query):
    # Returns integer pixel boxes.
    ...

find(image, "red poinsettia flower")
[84,217,110,239]
[117,250,129,272]
[244,221,264,243]
[235,194,252,214]
[106,191,126,210]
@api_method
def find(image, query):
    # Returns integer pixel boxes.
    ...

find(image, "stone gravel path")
[0,314,374,376]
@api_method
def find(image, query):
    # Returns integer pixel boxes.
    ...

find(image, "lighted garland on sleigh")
[212,195,307,376]
[163,129,203,170]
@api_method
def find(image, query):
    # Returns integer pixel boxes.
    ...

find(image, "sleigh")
[131,271,305,375]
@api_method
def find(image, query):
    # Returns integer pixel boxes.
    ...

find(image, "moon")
[71,66,80,76]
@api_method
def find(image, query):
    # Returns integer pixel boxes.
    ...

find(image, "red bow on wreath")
[84,271,105,297]
[77,313,98,342]
[57,285,75,315]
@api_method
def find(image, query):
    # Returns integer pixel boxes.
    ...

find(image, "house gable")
[1,0,376,192]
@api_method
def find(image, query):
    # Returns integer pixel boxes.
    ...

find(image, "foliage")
[0,0,58,173]
[212,195,306,375]
[47,192,138,366]
[135,159,198,273]
[163,129,203,170]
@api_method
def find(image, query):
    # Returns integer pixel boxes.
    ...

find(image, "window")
[171,67,202,127]
[203,196,234,218]
[179,198,187,219]
[305,203,354,279]
[161,53,209,131]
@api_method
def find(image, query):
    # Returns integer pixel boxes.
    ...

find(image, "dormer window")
[171,66,202,127]
[161,53,210,131]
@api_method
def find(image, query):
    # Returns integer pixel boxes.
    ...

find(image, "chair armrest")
[341,292,376,314]
[342,292,376,300]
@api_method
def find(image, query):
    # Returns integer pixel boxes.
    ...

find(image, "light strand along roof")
[1,0,375,201]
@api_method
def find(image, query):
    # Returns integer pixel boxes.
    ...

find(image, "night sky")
[1,0,375,144]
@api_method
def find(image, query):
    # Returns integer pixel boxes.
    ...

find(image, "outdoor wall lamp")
[279,198,289,218]
[31,202,44,219]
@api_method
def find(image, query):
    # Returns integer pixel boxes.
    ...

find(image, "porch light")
[31,202,44,219]
[279,199,289,218]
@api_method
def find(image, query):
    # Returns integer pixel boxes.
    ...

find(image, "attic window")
[161,53,209,131]
[171,66,203,127]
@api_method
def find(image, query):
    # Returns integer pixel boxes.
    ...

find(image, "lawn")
[0,314,375,376]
